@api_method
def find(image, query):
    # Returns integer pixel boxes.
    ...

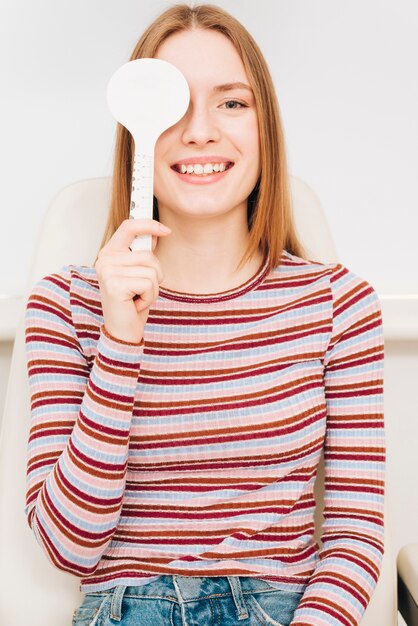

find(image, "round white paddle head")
[107,58,190,149]
[106,58,190,250]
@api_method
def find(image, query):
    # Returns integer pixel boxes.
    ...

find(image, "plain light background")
[0,0,417,297]
[0,5,417,622]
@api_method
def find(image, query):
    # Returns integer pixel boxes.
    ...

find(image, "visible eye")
[221,100,248,110]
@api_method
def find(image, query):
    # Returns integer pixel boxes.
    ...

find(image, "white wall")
[0,0,417,296]
[384,337,418,625]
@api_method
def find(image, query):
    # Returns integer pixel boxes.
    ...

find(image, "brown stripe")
[132,405,322,443]
[39,487,107,549]
[147,286,331,320]
[138,351,325,380]
[27,294,70,319]
[136,374,323,410]
[325,343,382,367]
[66,438,126,481]
[122,494,309,513]
[128,435,325,469]
[94,560,304,577]
[86,380,134,412]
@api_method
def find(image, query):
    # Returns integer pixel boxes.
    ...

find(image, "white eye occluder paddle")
[107,58,190,250]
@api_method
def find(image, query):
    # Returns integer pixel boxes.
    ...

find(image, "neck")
[154,208,263,294]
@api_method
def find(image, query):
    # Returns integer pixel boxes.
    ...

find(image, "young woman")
[24,4,385,626]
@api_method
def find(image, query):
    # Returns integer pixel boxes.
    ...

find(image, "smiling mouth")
[171,162,235,176]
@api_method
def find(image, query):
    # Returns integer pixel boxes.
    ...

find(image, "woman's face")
[153,28,260,221]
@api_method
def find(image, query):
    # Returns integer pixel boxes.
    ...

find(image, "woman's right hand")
[94,218,172,344]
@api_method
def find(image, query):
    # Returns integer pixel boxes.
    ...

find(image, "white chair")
[0,176,397,625]
[398,543,418,625]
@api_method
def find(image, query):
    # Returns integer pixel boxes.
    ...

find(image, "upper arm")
[24,267,91,519]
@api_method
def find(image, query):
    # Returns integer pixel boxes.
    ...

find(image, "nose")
[180,99,221,146]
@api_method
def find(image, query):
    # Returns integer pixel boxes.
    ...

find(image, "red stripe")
[135,380,325,417]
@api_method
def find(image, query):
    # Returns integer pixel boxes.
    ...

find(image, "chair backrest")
[0,176,396,625]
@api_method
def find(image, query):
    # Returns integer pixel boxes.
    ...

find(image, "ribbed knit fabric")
[24,250,385,626]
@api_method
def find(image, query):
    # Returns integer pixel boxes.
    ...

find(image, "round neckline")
[158,251,270,303]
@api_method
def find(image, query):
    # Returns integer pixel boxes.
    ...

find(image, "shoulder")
[278,250,381,318]
[26,266,102,358]
[27,264,100,302]
[280,250,379,294]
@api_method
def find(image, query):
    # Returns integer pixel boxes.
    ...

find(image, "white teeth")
[176,162,231,175]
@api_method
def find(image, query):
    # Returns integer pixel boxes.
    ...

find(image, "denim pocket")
[247,590,303,626]
[72,593,109,626]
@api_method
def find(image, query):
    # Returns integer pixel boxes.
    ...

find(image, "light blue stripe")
[81,403,133,430]
[136,362,324,394]
[130,425,322,457]
[34,511,102,570]
[41,484,118,534]
[326,398,383,409]
[54,463,123,500]
[147,302,331,334]
[70,431,128,464]
[31,404,79,418]
[135,397,326,427]
[143,337,330,367]
[26,342,80,358]
[124,482,310,502]
[89,368,138,395]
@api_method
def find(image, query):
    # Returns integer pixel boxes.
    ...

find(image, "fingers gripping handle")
[130,152,154,251]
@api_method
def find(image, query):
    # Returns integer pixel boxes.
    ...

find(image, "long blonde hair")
[98,3,304,272]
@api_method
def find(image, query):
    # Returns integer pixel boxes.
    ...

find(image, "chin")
[179,203,226,218]
[160,194,226,216]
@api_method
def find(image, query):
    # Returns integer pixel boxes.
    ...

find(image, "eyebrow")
[213,82,253,93]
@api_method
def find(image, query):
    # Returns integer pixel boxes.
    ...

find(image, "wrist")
[101,324,144,346]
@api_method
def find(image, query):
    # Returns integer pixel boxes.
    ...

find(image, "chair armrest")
[398,544,418,626]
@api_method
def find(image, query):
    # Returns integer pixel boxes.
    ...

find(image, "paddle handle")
[129,151,154,251]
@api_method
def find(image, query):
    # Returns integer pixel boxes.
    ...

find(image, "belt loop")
[227,576,249,620]
[110,585,127,622]
[172,576,189,626]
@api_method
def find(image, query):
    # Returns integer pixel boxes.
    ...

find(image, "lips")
[170,154,234,176]
[170,155,234,166]
[168,155,235,185]
[171,161,234,176]
[170,163,234,185]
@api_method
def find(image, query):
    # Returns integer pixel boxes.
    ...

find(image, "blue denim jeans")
[72,575,304,626]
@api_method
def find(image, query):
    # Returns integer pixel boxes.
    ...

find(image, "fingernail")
[159,224,171,233]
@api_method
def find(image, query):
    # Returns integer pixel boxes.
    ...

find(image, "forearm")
[26,324,143,575]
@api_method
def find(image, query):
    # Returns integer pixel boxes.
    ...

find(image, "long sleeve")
[290,264,385,626]
[24,267,144,576]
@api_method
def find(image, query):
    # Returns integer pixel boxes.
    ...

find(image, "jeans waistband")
[106,575,280,622]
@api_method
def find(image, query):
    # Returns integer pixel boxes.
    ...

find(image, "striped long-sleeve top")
[24,250,385,626]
